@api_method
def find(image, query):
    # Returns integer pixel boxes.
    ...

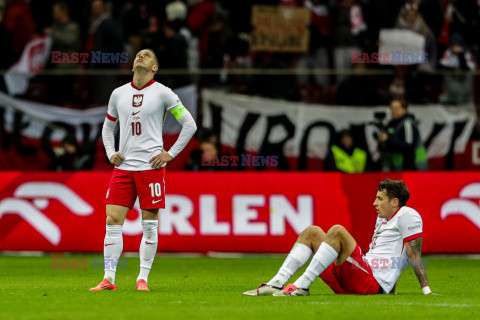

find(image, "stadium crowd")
[1,0,479,105]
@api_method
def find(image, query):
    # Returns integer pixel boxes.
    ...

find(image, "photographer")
[377,99,428,171]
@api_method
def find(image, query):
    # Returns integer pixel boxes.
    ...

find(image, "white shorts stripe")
[346,256,370,274]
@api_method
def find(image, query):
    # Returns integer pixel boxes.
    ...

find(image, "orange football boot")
[89,278,117,291]
[136,279,150,291]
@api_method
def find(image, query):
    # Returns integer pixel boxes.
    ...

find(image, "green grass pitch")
[0,254,479,320]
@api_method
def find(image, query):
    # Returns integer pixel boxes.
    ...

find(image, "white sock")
[103,224,123,284]
[137,219,158,283]
[267,243,312,288]
[293,242,338,289]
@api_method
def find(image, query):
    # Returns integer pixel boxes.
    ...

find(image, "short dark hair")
[391,98,408,110]
[377,178,410,207]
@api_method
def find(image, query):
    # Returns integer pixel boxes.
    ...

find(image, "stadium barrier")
[0,171,479,254]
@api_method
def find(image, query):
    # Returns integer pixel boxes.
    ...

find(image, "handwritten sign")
[250,5,310,53]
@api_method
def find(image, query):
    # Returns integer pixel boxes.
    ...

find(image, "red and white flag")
[4,35,52,96]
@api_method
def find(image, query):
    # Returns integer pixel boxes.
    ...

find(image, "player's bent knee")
[301,225,317,235]
[310,225,324,235]
[300,225,324,241]
[327,224,347,238]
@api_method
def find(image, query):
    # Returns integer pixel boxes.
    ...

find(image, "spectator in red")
[186,0,216,67]
[4,0,34,64]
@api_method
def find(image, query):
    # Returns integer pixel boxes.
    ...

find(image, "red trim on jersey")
[131,79,155,91]
[403,232,423,244]
[106,113,117,121]
[388,208,400,221]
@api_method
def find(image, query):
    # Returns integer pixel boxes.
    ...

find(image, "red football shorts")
[319,244,381,295]
[105,168,166,209]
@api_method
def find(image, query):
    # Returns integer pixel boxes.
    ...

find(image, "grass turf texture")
[0,255,478,320]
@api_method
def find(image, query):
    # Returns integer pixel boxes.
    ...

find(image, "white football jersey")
[363,206,423,294]
[106,80,181,171]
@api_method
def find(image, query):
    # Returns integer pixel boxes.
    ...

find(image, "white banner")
[202,89,476,164]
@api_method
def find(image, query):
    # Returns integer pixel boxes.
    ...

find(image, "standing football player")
[90,49,197,291]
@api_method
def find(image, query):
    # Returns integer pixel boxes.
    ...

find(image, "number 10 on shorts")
[149,183,162,197]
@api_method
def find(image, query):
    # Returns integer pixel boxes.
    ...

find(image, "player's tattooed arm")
[405,237,429,289]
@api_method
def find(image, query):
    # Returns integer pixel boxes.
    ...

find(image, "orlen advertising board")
[0,172,479,253]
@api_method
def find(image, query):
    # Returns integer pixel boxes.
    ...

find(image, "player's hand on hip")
[110,152,125,166]
[149,149,173,169]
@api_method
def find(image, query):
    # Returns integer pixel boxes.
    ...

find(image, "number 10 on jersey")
[131,122,142,135]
